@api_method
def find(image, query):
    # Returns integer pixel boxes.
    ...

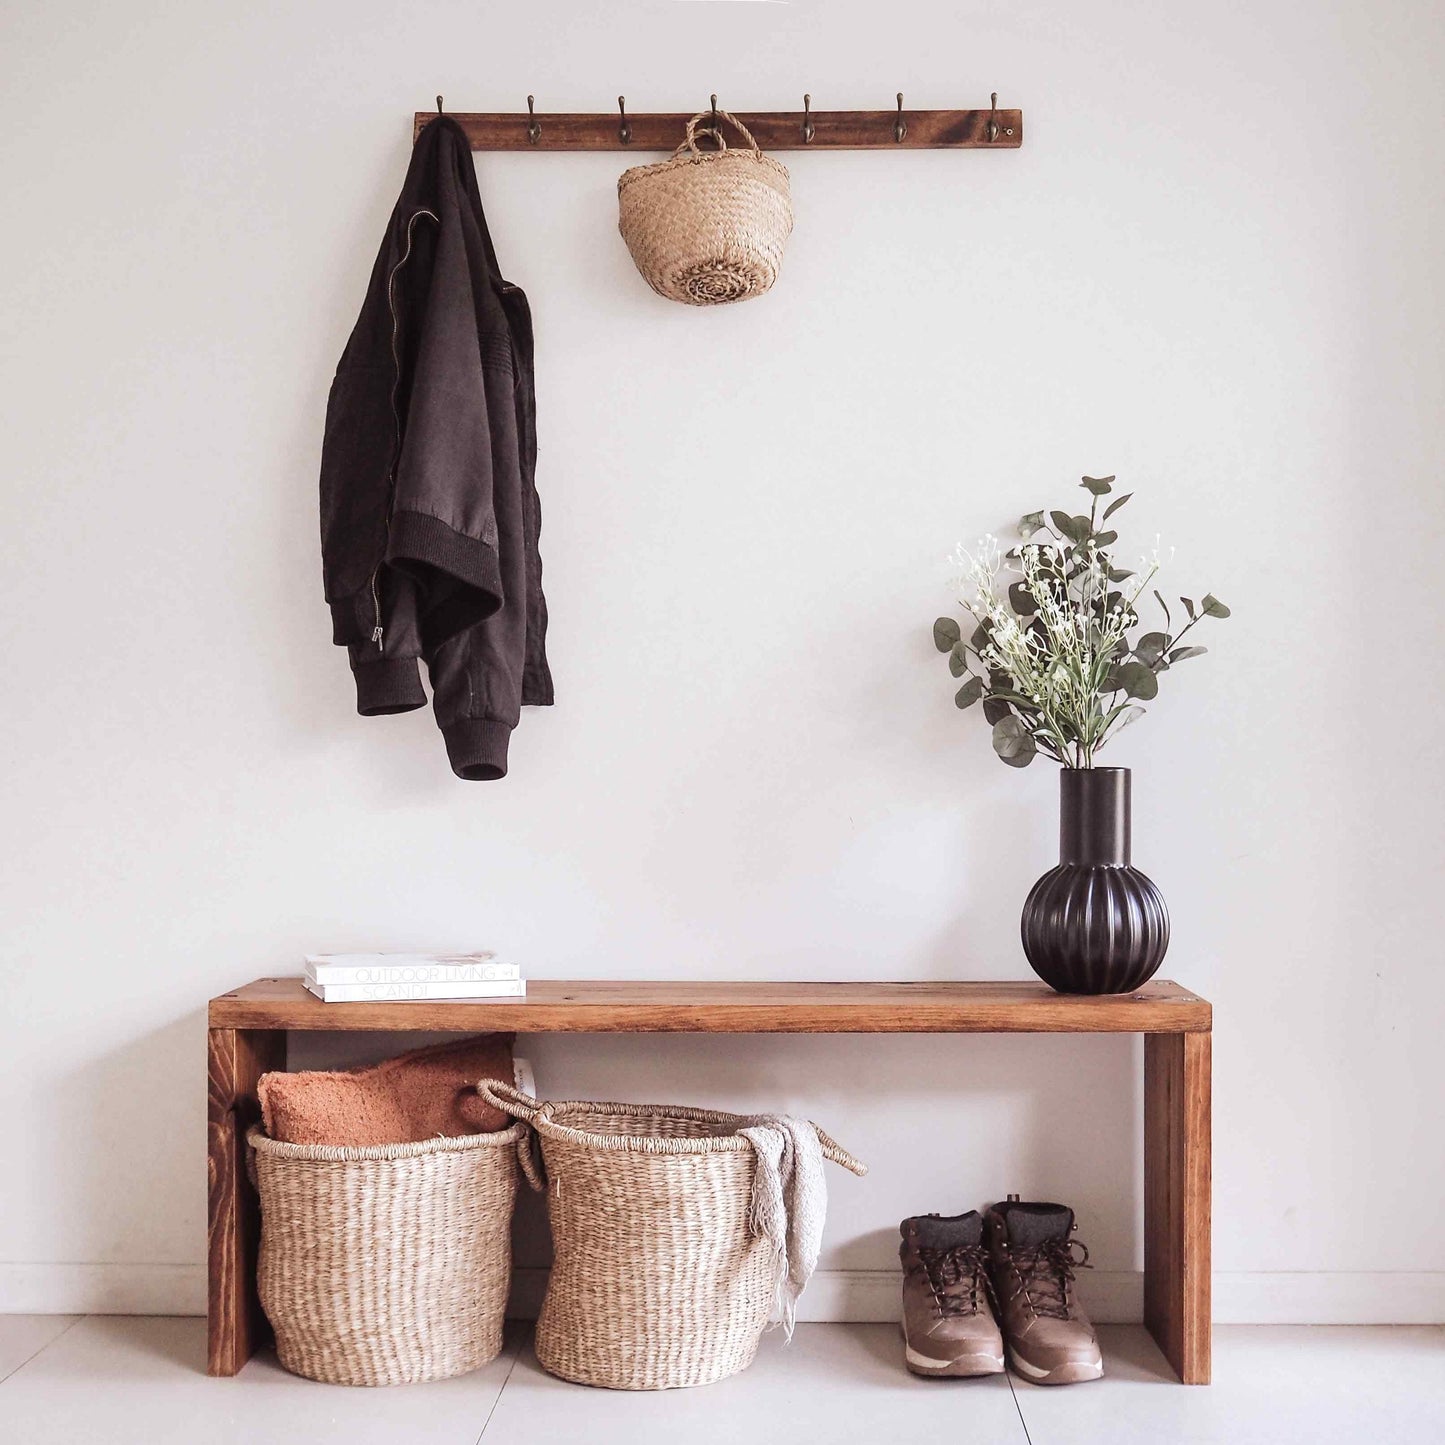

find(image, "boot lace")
[916,1244,994,1318]
[1007,1237,1091,1320]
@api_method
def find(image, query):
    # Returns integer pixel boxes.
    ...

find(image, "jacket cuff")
[442,718,512,781]
[388,510,504,632]
[353,656,427,716]
[330,594,368,647]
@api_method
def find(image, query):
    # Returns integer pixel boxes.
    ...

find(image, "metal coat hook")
[411,96,1024,152]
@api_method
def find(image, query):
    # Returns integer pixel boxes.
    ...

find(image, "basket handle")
[681,108,762,158]
[479,1079,550,1189]
[816,1125,868,1177]
[515,1126,546,1192]
[479,1078,544,1123]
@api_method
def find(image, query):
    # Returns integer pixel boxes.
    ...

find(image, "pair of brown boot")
[900,1197,1103,1386]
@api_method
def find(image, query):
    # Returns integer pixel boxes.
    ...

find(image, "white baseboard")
[0,1263,206,1316]
[4,1263,1442,1326]
[1210,1272,1445,1325]
[508,1268,1146,1323]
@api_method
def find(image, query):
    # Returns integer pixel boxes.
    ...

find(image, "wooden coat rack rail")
[414,94,1023,151]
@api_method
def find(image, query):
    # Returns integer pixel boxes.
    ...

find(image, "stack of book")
[303,952,526,1003]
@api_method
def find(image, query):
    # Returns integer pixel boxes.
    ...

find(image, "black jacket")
[320,115,552,779]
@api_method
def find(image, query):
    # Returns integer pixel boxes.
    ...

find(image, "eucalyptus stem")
[934,477,1229,770]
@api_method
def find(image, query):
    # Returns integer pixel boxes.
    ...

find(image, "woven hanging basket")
[618,109,793,306]
[481,1081,865,1391]
[247,1121,530,1386]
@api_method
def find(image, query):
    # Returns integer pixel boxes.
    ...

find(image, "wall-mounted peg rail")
[414,95,1023,151]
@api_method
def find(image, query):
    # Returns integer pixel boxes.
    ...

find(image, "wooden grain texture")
[207,1026,285,1377]
[209,978,1211,1035]
[1143,1029,1213,1384]
[413,107,1024,151]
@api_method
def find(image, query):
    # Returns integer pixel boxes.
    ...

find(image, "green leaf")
[1168,645,1208,663]
[1201,593,1231,619]
[1102,492,1133,521]
[1018,511,1046,538]
[1101,698,1137,727]
[1182,597,1197,621]
[948,641,970,677]
[933,617,962,652]
[1008,581,1037,616]
[1153,590,1171,629]
[1048,511,1092,545]
[1080,475,1115,495]
[1115,661,1160,700]
[971,622,992,650]
[982,696,1013,725]
[1108,566,1135,583]
[1093,529,1118,548]
[1107,705,1146,738]
[991,715,1038,768]
[1134,631,1169,667]
[954,677,985,709]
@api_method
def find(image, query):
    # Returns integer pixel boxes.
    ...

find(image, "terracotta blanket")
[258,1034,516,1146]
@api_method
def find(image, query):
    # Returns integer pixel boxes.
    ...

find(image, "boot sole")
[1007,1348,1104,1386]
[902,1322,1005,1377]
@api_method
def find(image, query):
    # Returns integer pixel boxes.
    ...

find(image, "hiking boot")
[985,1198,1103,1385]
[900,1210,1005,1377]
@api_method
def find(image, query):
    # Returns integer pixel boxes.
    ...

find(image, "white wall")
[2,0,1443,1322]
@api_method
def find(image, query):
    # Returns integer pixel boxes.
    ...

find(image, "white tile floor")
[0,1316,1441,1444]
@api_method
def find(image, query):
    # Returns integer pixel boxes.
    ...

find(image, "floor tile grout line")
[473,1332,527,1443]
[1005,1366,1035,1445]
[0,1315,86,1388]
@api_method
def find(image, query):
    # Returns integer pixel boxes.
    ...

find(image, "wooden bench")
[208,977,1211,1382]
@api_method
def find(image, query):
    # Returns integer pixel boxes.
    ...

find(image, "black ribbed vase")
[1020,768,1169,995]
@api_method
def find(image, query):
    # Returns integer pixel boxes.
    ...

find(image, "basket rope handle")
[681,108,762,158]
[479,1079,549,1190]
[479,1078,545,1122]
[815,1125,868,1177]
[516,1127,546,1192]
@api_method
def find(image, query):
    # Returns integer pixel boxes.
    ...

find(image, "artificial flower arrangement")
[933,476,1229,768]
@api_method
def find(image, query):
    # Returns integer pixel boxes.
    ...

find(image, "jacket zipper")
[369,206,440,651]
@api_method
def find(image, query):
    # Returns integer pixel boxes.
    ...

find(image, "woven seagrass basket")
[618,109,793,306]
[247,1120,530,1386]
[481,1081,865,1391]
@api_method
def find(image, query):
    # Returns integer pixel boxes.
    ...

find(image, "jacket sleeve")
[384,200,506,648]
[348,572,427,716]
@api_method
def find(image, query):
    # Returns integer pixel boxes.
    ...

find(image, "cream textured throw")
[738,1115,827,1339]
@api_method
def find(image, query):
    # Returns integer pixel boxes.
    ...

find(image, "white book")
[303,978,527,1003]
[305,956,521,986]
[306,950,508,967]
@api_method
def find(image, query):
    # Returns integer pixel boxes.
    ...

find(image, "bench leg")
[207,1026,285,1376]
[1143,1029,1212,1383]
